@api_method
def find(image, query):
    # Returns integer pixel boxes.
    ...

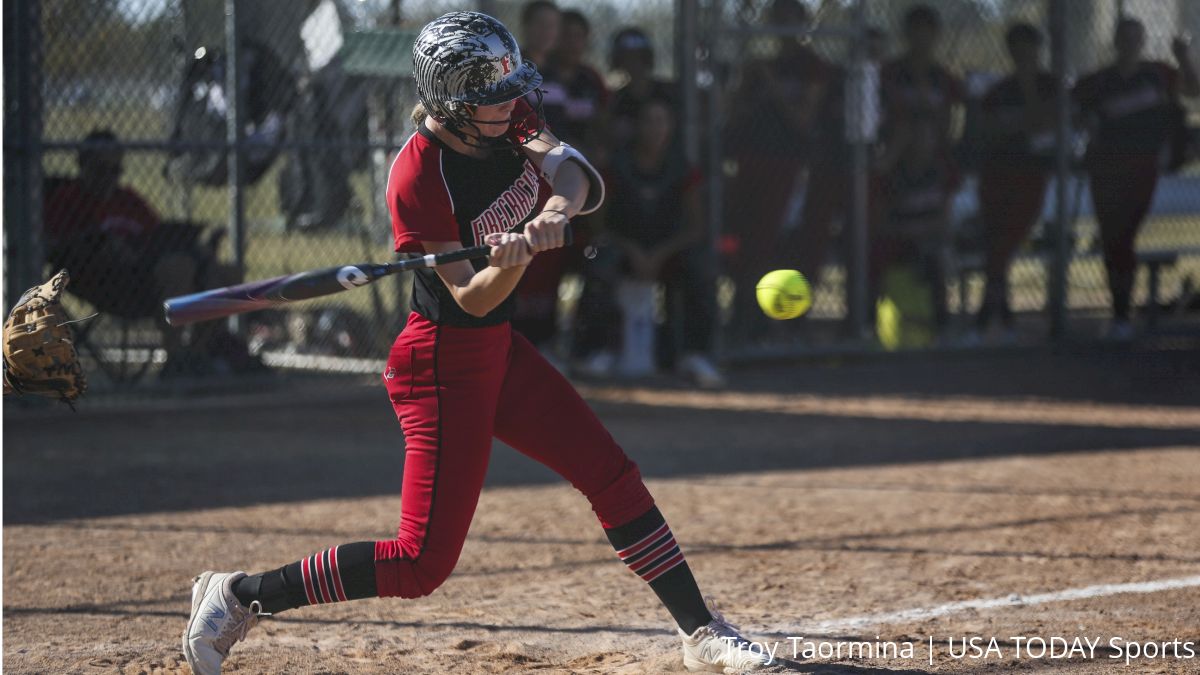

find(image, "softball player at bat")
[183,12,771,674]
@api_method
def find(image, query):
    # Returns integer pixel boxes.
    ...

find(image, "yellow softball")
[755,270,812,320]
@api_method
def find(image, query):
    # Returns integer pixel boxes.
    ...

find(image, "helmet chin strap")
[467,116,517,147]
[445,118,513,151]
[434,90,546,151]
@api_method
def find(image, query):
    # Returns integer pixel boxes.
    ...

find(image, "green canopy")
[340,29,417,78]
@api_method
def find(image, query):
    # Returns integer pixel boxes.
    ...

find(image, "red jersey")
[386,119,553,327]
[1074,61,1179,163]
[44,181,161,248]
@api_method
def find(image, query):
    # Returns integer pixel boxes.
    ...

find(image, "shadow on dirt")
[25,501,1200,580]
[5,348,1197,523]
[734,345,1200,406]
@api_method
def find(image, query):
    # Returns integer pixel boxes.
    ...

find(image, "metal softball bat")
[162,245,488,325]
[163,225,571,326]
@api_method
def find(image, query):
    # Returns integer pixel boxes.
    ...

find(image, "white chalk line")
[766,575,1200,636]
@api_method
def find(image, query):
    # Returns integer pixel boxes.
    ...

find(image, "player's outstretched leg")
[494,332,774,672]
[184,314,506,673]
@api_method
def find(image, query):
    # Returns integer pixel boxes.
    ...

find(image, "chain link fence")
[5,0,1200,402]
[21,0,428,387]
[704,0,1200,355]
[5,0,677,397]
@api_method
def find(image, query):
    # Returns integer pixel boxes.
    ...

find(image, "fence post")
[225,0,246,333]
[703,0,725,353]
[4,0,44,313]
[1049,0,1070,342]
[846,0,871,341]
[677,0,700,165]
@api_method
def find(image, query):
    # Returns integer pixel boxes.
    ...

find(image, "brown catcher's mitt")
[3,269,86,405]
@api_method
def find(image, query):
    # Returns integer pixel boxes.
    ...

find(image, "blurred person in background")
[970,23,1056,343]
[791,27,887,291]
[519,0,561,68]
[1073,17,1199,341]
[584,98,721,386]
[514,8,609,362]
[608,27,677,149]
[573,26,678,377]
[873,4,964,343]
[723,0,828,343]
[540,9,610,155]
[44,129,258,378]
[872,120,960,342]
[878,5,964,173]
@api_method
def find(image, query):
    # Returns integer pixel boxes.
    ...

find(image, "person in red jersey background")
[518,0,560,69]
[972,23,1056,340]
[724,0,829,343]
[1073,17,1199,340]
[45,129,248,376]
[45,130,171,320]
[515,6,607,358]
[873,4,964,341]
[791,27,888,295]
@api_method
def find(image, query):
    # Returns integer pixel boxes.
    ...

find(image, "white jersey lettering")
[471,161,541,245]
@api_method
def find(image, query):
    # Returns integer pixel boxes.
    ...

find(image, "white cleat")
[183,571,266,675]
[680,602,773,673]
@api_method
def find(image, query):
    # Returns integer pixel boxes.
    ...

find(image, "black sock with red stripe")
[232,541,377,614]
[605,506,712,635]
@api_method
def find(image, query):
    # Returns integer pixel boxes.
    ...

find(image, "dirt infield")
[4,347,1200,674]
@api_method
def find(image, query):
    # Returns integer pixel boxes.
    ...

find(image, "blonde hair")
[411,102,428,128]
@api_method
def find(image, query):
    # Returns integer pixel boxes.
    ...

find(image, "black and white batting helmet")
[413,11,544,145]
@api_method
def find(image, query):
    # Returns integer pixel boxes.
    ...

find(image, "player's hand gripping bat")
[164,226,571,326]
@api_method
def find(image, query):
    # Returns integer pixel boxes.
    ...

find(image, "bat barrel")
[164,266,378,326]
[163,227,570,326]
[163,289,272,326]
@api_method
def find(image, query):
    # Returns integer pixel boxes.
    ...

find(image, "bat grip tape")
[425,224,574,267]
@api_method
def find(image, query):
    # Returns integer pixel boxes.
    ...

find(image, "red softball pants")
[1088,154,1160,320]
[374,312,655,598]
[979,165,1049,281]
[975,165,1049,326]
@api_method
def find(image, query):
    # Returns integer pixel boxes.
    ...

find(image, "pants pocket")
[386,340,438,403]
[384,345,416,402]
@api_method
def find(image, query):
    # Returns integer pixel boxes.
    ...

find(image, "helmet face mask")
[414,12,546,149]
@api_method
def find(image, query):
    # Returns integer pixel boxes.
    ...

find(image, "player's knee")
[411,554,457,595]
[585,459,655,529]
[374,541,459,599]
